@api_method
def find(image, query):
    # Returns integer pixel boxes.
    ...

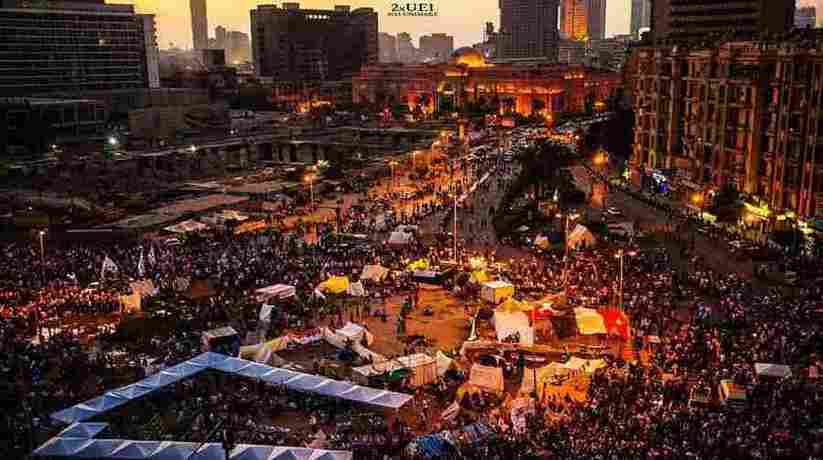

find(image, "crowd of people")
[2,127,823,460]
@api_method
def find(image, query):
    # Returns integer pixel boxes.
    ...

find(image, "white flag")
[137,248,145,278]
[147,245,156,266]
[101,256,118,279]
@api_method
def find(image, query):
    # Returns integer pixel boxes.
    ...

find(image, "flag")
[101,256,118,279]
[137,248,145,278]
[147,245,156,266]
[601,308,630,340]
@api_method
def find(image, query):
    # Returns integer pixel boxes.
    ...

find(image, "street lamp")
[37,230,46,340]
[189,144,197,153]
[615,249,637,311]
[691,192,705,220]
[304,174,315,206]
[108,136,119,147]
[389,160,398,193]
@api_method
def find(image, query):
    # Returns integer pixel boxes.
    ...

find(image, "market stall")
[481,281,515,304]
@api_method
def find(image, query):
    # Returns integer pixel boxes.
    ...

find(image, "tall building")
[795,6,816,29]
[560,0,606,41]
[251,3,377,81]
[396,32,419,63]
[419,33,454,62]
[630,0,650,39]
[190,0,209,50]
[650,0,795,43]
[498,0,560,60]
[378,33,398,63]
[0,0,160,96]
[630,37,823,222]
[227,31,250,64]
[215,25,228,49]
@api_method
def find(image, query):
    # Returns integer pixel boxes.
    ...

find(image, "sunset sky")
[120,0,635,50]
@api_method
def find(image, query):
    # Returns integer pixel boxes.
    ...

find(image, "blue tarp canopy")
[229,445,274,460]
[211,357,252,373]
[110,440,162,458]
[190,443,227,460]
[110,383,155,400]
[57,423,109,439]
[72,439,123,458]
[51,404,100,424]
[188,352,230,367]
[33,437,92,456]
[151,442,199,460]
[84,394,128,413]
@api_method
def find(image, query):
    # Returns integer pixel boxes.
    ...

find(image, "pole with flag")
[137,247,145,278]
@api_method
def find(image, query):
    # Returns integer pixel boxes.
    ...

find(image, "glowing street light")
[108,136,119,147]
[304,173,316,206]
[189,144,197,153]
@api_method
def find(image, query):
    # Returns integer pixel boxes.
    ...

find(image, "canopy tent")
[497,298,531,313]
[562,357,606,373]
[255,284,296,303]
[436,351,456,377]
[164,219,209,234]
[110,440,163,458]
[57,422,109,439]
[520,362,569,395]
[388,231,413,246]
[346,281,367,297]
[574,308,607,335]
[481,281,514,304]
[360,265,389,282]
[607,221,634,237]
[32,437,93,456]
[404,433,457,460]
[352,353,437,387]
[395,224,419,234]
[317,276,349,294]
[406,259,430,271]
[335,322,368,343]
[70,439,123,458]
[469,270,489,284]
[51,404,101,424]
[754,363,792,379]
[567,224,596,249]
[492,310,534,346]
[469,364,504,392]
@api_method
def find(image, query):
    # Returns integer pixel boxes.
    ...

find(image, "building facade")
[251,3,378,81]
[0,1,159,96]
[630,0,650,39]
[631,39,823,221]
[651,0,795,43]
[352,48,619,116]
[378,32,398,63]
[498,0,560,60]
[190,0,209,50]
[419,33,454,63]
[795,6,816,30]
[560,0,606,41]
[397,32,419,63]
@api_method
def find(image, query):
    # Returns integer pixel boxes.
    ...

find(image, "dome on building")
[452,47,487,68]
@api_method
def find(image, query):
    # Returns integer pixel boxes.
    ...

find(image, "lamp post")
[389,160,398,193]
[304,174,315,207]
[615,249,636,311]
[563,212,579,293]
[37,230,46,340]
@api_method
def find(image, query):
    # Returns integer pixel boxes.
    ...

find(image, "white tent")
[520,363,569,395]
[567,224,596,249]
[492,310,534,346]
[255,284,296,303]
[574,308,607,335]
[481,281,515,304]
[360,265,389,282]
[346,281,368,297]
[336,322,367,343]
[754,363,792,379]
[164,220,209,234]
[607,221,634,237]
[388,231,413,246]
[353,354,437,387]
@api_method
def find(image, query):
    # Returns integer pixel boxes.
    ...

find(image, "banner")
[469,364,504,392]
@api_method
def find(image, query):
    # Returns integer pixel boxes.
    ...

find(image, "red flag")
[601,308,630,340]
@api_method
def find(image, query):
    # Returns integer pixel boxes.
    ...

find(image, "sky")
[121,0,633,50]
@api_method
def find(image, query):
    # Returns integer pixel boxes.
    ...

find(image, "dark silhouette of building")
[650,0,795,43]
[498,0,560,60]
[0,0,159,96]
[419,33,454,62]
[250,3,377,81]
